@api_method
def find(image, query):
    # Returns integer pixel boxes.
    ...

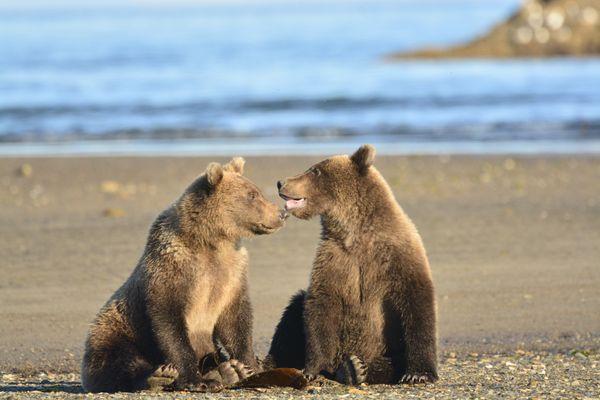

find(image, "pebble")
[102,208,126,218]
[18,163,33,178]
[348,387,367,394]
[503,158,516,171]
[100,180,120,194]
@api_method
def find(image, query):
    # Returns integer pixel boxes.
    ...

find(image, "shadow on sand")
[0,381,83,394]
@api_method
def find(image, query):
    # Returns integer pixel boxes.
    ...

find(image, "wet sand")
[0,154,599,377]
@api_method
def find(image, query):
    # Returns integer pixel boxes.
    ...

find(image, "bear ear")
[223,157,245,175]
[205,162,224,186]
[350,144,376,174]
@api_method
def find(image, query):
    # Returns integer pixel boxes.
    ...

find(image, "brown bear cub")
[82,158,286,393]
[266,145,438,385]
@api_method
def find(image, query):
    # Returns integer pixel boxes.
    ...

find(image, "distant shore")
[389,0,600,59]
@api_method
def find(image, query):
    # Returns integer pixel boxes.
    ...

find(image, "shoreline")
[2,138,600,157]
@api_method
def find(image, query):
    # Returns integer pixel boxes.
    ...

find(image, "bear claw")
[335,355,367,385]
[302,370,318,382]
[189,379,224,392]
[146,364,179,390]
[400,373,434,384]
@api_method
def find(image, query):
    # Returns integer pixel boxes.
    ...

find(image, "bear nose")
[277,180,284,191]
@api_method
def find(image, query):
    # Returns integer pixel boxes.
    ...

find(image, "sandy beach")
[1,154,599,397]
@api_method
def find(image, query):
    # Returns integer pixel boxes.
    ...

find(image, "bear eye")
[311,167,321,177]
[248,191,258,200]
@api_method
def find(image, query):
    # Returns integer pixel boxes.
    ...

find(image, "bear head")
[184,157,286,238]
[277,144,376,220]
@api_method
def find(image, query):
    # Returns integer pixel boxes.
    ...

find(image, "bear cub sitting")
[82,158,286,393]
[266,145,438,385]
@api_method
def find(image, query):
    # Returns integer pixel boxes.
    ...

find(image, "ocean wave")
[1,120,599,144]
[1,93,598,119]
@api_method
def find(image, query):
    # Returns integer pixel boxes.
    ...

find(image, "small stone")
[546,10,565,30]
[515,26,534,44]
[348,387,367,394]
[1,373,17,381]
[581,6,598,25]
[503,158,516,171]
[29,185,44,200]
[100,180,121,194]
[18,163,33,178]
[480,172,492,183]
[102,208,126,218]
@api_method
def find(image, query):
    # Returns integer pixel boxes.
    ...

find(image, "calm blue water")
[1,0,600,153]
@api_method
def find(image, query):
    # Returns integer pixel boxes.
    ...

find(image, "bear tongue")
[285,198,305,210]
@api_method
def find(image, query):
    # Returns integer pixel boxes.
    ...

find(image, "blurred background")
[1,0,599,155]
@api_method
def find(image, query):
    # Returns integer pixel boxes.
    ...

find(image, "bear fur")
[267,145,438,384]
[81,157,286,393]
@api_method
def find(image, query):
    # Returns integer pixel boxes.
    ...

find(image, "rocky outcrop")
[389,0,600,59]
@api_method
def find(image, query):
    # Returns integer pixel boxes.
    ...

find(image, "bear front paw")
[147,363,179,390]
[182,379,224,392]
[301,370,317,382]
[218,359,254,385]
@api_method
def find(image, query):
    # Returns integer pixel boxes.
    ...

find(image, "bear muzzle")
[279,193,306,211]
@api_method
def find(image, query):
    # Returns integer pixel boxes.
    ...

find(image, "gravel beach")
[1,349,598,399]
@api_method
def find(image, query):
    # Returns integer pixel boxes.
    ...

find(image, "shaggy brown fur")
[81,158,286,393]
[266,145,438,385]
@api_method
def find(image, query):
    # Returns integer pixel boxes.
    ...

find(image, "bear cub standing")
[267,145,438,385]
[82,158,286,393]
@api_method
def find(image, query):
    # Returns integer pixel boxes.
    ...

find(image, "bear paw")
[147,364,179,390]
[334,355,367,385]
[399,372,436,384]
[218,359,254,385]
[184,379,224,393]
[302,371,318,382]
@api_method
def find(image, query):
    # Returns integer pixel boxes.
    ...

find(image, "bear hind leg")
[264,290,307,370]
[334,355,367,385]
[82,340,156,393]
[334,355,401,385]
